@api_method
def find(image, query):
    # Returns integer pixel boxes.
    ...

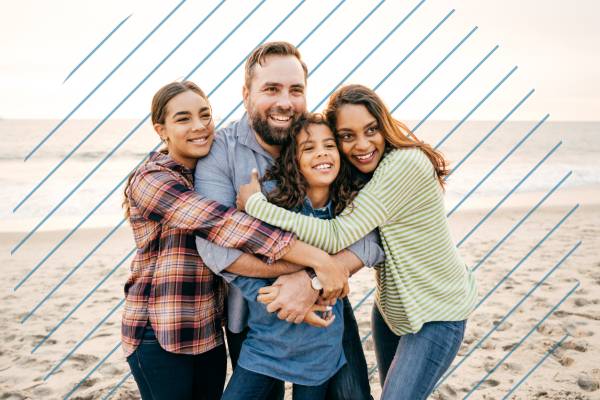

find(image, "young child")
[222,113,383,400]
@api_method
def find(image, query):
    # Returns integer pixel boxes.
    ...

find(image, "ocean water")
[1,119,598,231]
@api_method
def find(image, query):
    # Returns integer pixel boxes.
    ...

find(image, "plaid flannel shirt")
[122,152,295,357]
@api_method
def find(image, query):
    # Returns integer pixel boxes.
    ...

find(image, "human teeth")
[356,151,374,160]
[190,138,208,144]
[270,115,291,121]
[314,163,332,170]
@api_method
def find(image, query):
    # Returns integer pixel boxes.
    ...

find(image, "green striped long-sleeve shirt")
[246,148,477,335]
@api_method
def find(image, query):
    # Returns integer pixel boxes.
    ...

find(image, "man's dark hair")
[244,41,308,89]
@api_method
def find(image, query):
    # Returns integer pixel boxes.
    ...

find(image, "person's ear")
[242,85,250,111]
[154,123,167,143]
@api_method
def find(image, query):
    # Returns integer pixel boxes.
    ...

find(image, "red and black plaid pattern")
[122,152,294,356]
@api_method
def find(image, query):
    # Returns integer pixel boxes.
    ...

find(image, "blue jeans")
[126,324,226,400]
[222,366,328,400]
[371,305,465,400]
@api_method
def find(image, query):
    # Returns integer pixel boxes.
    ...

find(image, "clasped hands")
[255,269,350,328]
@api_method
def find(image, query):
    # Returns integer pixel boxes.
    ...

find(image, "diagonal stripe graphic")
[11,0,227,231]
[472,171,572,271]
[435,66,517,149]
[24,0,187,162]
[447,114,549,217]
[31,248,135,353]
[435,241,581,389]
[11,0,257,255]
[63,341,122,400]
[22,219,128,321]
[63,14,132,84]
[463,281,580,398]
[456,142,563,248]
[391,26,478,114]
[45,299,125,380]
[446,88,535,180]
[412,44,498,132]
[502,334,570,399]
[311,0,430,112]
[102,372,132,400]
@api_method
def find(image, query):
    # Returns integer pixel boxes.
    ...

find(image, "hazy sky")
[2,0,599,120]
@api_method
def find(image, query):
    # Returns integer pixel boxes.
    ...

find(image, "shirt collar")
[149,151,194,177]
[236,113,277,160]
[301,197,333,218]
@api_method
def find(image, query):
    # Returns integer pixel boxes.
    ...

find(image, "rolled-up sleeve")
[346,230,386,268]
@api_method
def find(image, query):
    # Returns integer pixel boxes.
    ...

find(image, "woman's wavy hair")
[324,84,449,187]
[122,81,208,220]
[263,113,360,216]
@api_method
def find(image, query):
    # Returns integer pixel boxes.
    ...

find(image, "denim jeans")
[126,324,226,400]
[222,366,328,400]
[371,305,465,400]
[326,297,372,400]
[226,297,371,400]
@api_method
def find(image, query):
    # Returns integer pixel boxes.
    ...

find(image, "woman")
[121,82,350,399]
[238,84,478,399]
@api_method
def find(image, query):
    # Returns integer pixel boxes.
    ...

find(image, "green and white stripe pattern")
[246,148,477,335]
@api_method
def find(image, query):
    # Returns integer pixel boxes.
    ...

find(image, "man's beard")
[249,107,298,146]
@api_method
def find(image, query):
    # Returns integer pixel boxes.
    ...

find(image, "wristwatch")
[305,268,323,292]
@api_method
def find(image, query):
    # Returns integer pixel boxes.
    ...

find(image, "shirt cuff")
[195,236,244,279]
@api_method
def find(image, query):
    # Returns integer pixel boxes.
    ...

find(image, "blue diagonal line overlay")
[374,6,451,91]
[63,341,122,400]
[215,0,387,128]
[46,301,124,379]
[391,26,478,114]
[103,372,132,400]
[502,334,570,399]
[463,281,580,398]
[207,0,306,97]
[412,44,498,132]
[435,66,517,149]
[31,248,135,353]
[473,171,572,271]
[310,0,385,77]
[24,0,186,162]
[446,89,535,180]
[353,287,375,312]
[21,219,127,322]
[12,0,225,219]
[311,0,430,112]
[45,299,125,380]
[447,114,549,217]
[435,241,581,389]
[63,14,132,84]
[456,142,563,248]
[15,0,344,293]
[475,206,578,309]
[11,0,255,255]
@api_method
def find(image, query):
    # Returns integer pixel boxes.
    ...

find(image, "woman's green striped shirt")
[246,148,478,335]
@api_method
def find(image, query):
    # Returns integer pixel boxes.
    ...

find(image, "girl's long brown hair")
[324,84,449,187]
[122,81,208,219]
[263,113,360,216]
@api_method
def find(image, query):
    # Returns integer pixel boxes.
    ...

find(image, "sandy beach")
[1,187,599,399]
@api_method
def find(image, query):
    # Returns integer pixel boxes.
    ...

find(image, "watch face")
[311,276,323,291]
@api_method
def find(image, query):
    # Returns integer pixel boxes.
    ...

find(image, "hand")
[303,304,336,328]
[258,287,335,328]
[256,270,319,324]
[313,256,350,301]
[236,169,261,210]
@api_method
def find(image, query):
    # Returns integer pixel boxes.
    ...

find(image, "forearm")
[225,254,305,278]
[280,240,332,274]
[333,250,364,276]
